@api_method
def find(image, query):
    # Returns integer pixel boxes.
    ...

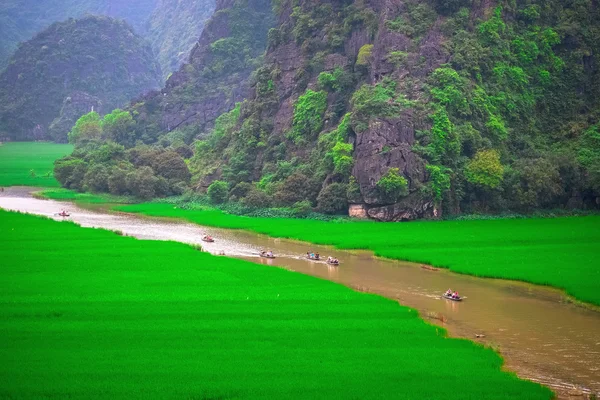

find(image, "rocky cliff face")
[130,0,275,143]
[0,15,162,142]
[182,0,600,219]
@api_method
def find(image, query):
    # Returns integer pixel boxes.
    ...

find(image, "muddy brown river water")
[1,187,599,399]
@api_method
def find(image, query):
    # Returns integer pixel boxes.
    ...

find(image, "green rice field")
[0,142,72,187]
[118,204,600,306]
[0,210,551,399]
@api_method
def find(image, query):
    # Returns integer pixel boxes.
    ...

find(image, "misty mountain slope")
[0,0,215,76]
[148,0,216,79]
[0,15,162,142]
[0,0,158,70]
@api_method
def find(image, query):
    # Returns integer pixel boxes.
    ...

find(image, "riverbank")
[116,203,600,307]
[0,142,72,187]
[0,209,553,399]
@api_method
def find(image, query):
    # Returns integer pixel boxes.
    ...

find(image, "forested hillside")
[0,16,162,142]
[0,0,215,76]
[56,0,600,220]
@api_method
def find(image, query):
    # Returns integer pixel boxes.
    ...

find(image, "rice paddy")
[0,142,73,187]
[117,204,600,306]
[0,209,552,399]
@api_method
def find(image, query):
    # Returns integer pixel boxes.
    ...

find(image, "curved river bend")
[1,187,598,399]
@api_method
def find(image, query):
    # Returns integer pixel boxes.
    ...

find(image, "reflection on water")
[1,187,599,399]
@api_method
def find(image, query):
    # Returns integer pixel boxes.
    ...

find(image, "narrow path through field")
[1,187,598,399]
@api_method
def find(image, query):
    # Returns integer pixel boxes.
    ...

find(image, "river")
[0,187,598,399]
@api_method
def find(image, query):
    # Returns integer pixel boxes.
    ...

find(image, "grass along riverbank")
[0,142,72,187]
[0,210,552,399]
[117,203,600,307]
[37,188,136,204]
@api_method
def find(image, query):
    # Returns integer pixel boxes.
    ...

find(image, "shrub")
[152,151,191,183]
[346,176,363,203]
[229,182,253,199]
[242,188,272,208]
[126,166,160,200]
[290,89,328,144]
[207,180,229,204]
[274,173,316,206]
[465,149,504,189]
[317,183,349,214]
[376,168,408,203]
[356,44,373,66]
[292,200,313,217]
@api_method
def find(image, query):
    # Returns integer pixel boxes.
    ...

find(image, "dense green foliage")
[0,16,162,142]
[119,203,600,306]
[0,142,72,187]
[54,111,191,199]
[54,0,600,219]
[0,209,553,399]
[416,2,600,213]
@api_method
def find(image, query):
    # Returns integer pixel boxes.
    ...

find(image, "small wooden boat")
[58,212,70,217]
[201,236,214,243]
[326,260,340,266]
[260,253,276,259]
[306,255,320,261]
[442,294,463,302]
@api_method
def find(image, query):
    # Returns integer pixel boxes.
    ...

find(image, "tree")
[108,166,130,195]
[83,164,110,193]
[376,168,409,203]
[317,183,349,214]
[126,166,160,200]
[229,182,253,200]
[274,173,317,206]
[152,151,191,183]
[54,156,88,189]
[207,180,229,204]
[242,188,272,208]
[102,109,136,147]
[508,158,563,209]
[465,149,504,189]
[68,112,102,145]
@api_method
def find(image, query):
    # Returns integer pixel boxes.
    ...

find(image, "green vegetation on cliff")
[0,209,552,399]
[0,15,162,142]
[118,203,600,306]
[58,0,600,219]
[0,142,72,187]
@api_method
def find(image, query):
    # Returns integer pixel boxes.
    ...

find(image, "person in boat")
[266,250,274,257]
[445,289,453,296]
[307,251,311,258]
[452,291,459,299]
[315,252,320,260]
[310,252,315,259]
[327,256,332,263]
